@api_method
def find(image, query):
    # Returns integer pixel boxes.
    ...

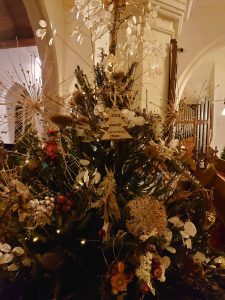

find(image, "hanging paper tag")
[101,106,132,140]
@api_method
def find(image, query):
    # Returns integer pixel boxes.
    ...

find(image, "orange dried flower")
[117,261,125,273]
[111,273,128,295]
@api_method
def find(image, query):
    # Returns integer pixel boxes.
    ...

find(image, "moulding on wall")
[152,0,193,37]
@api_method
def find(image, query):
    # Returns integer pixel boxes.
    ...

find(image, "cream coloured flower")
[36,19,56,45]
[169,217,197,250]
[79,159,90,166]
[214,256,225,268]
[162,229,176,253]
[126,196,167,240]
[160,256,171,270]
[132,116,146,126]
[180,221,197,249]
[0,243,11,253]
[12,247,25,256]
[94,101,105,116]
[0,253,14,264]
[169,139,179,149]
[136,252,155,295]
[193,251,207,264]
[184,238,192,249]
[7,263,19,271]
[36,20,47,40]
[183,221,197,237]
[121,109,146,127]
[168,216,184,228]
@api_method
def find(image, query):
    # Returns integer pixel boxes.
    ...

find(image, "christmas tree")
[1,1,225,299]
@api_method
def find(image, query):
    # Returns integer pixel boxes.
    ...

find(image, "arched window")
[0,83,29,144]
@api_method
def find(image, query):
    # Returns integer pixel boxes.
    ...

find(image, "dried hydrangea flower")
[126,196,167,240]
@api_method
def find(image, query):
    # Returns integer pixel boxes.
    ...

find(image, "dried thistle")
[145,141,174,161]
[126,196,167,240]
[92,170,120,223]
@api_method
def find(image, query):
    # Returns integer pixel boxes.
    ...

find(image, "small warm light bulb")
[56,229,61,234]
[33,236,39,242]
[25,159,30,164]
[80,239,86,245]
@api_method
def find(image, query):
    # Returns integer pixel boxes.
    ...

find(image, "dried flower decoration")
[92,170,120,222]
[71,0,166,76]
[72,0,113,47]
[136,252,155,295]
[169,217,197,249]
[110,261,128,295]
[214,256,225,268]
[19,196,55,228]
[145,140,175,161]
[126,196,167,240]
[193,251,207,264]
[0,243,31,272]
[36,20,56,46]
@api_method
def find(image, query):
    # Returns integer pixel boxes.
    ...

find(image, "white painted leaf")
[133,116,146,126]
[161,256,171,269]
[83,170,89,184]
[36,29,46,38]
[97,104,105,113]
[0,243,11,253]
[127,27,132,35]
[12,247,24,256]
[108,4,113,12]
[7,263,19,271]
[147,2,152,10]
[93,168,97,176]
[39,20,47,28]
[49,37,53,46]
[80,36,84,45]
[127,20,133,27]
[214,256,225,268]
[77,34,81,42]
[0,254,14,264]
[168,216,184,228]
[76,171,85,184]
[71,30,78,37]
[163,229,172,245]
[165,246,176,254]
[180,230,189,239]
[184,238,192,249]
[93,172,101,184]
[184,221,197,237]
[70,6,75,13]
[123,42,127,50]
[94,106,100,116]
[193,251,206,263]
[80,159,90,166]
[137,23,142,35]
